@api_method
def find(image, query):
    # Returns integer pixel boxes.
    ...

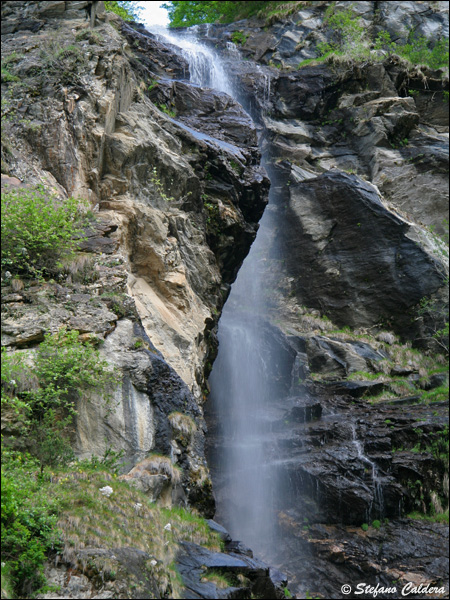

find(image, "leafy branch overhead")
[162,1,292,27]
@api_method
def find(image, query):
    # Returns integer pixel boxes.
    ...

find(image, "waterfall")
[150,24,282,556]
[149,25,233,95]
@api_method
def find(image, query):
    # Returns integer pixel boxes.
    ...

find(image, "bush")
[231,31,248,45]
[164,1,287,28]
[1,451,60,597]
[397,36,449,70]
[1,185,86,278]
[371,519,381,529]
[316,5,449,70]
[1,329,119,472]
[317,4,368,61]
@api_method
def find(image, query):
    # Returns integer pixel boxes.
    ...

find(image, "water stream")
[351,423,385,519]
[149,26,283,555]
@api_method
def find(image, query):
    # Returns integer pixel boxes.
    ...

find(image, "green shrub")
[316,5,449,70]
[157,103,177,118]
[1,66,19,83]
[1,451,60,597]
[231,31,248,45]
[2,329,118,472]
[1,185,87,278]
[371,519,381,529]
[1,561,15,600]
[361,523,369,531]
[164,1,293,27]
[317,4,368,61]
[397,36,449,70]
[34,328,116,394]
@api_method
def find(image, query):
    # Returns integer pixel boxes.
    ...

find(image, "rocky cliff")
[1,1,449,599]
[197,2,449,598]
[1,0,271,506]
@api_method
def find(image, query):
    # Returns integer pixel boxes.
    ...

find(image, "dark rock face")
[285,171,447,336]
[206,320,449,596]
[279,519,449,600]
[177,539,287,600]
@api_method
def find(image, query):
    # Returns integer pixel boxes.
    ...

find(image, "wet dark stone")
[207,520,232,543]
[225,540,253,557]
[177,542,287,599]
[288,400,322,423]
[285,171,447,339]
[322,380,386,399]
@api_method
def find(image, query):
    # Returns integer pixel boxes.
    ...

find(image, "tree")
[104,1,143,21]
[162,1,278,28]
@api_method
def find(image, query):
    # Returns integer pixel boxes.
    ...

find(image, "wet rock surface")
[199,12,448,595]
[177,537,287,600]
[206,319,449,597]
[1,1,449,599]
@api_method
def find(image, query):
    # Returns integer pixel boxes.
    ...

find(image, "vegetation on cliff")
[104,1,142,21]
[163,0,448,73]
[303,3,449,70]
[1,0,448,597]
[1,185,87,279]
[163,1,304,27]
[1,449,221,598]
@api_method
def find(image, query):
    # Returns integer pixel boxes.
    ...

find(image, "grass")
[54,469,221,597]
[2,455,222,599]
[1,563,15,600]
[287,304,448,405]
[201,570,234,589]
[169,412,197,437]
[407,510,449,525]
[420,385,449,403]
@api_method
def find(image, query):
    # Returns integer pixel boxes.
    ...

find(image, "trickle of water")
[256,64,272,108]
[226,41,241,60]
[351,423,384,518]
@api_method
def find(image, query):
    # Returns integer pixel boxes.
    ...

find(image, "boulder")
[284,171,448,339]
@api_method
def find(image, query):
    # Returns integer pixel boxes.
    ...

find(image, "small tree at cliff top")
[162,1,279,27]
[104,1,143,21]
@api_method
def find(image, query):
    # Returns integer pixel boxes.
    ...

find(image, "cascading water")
[149,25,233,94]
[149,25,283,555]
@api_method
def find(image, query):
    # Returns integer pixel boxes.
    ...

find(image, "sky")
[138,1,169,28]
